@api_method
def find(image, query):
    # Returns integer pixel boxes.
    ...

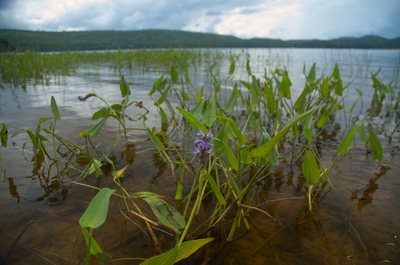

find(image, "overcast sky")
[1,0,399,40]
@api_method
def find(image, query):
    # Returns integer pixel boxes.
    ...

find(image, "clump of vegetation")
[1,49,398,264]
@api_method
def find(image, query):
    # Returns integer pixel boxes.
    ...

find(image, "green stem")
[178,169,205,248]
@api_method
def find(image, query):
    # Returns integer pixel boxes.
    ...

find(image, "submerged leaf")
[143,196,185,233]
[81,227,112,263]
[140,238,213,265]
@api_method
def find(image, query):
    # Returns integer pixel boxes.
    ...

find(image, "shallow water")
[0,48,399,264]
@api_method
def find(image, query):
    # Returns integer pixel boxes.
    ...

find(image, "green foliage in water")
[2,50,398,263]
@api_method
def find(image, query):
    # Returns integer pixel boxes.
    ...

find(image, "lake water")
[0,48,400,264]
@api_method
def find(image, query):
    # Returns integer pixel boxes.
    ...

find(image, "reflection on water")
[0,48,400,264]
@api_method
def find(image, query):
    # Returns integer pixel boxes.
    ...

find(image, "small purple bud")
[11,140,17,147]
[77,95,85,101]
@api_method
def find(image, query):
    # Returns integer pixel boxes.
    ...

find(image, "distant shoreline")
[1,29,399,52]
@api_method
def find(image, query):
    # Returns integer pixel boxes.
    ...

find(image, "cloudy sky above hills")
[0,0,399,40]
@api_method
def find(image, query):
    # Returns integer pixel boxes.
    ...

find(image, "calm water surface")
[0,48,399,264]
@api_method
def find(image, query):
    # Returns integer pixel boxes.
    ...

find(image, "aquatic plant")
[3,50,397,264]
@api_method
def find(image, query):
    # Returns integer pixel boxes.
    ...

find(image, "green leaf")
[177,107,207,134]
[149,75,166,96]
[79,188,116,229]
[159,106,169,125]
[146,128,165,152]
[337,127,360,153]
[174,56,191,84]
[111,103,123,113]
[317,105,333,128]
[143,196,185,233]
[279,74,292,99]
[196,86,204,103]
[129,191,164,199]
[120,75,131,98]
[80,115,108,137]
[246,58,252,76]
[140,238,213,265]
[359,125,367,142]
[306,63,316,83]
[216,116,247,144]
[302,150,320,185]
[155,86,170,106]
[92,107,109,120]
[38,117,52,123]
[171,65,178,83]
[214,139,238,171]
[240,80,252,90]
[251,104,323,158]
[265,83,277,115]
[81,227,112,263]
[250,85,259,110]
[370,128,383,162]
[320,77,329,98]
[335,79,344,96]
[203,94,216,127]
[205,172,226,206]
[50,96,61,120]
[1,123,8,148]
[294,83,310,113]
[229,59,236,76]
[222,84,238,113]
[332,63,341,80]
[189,98,205,120]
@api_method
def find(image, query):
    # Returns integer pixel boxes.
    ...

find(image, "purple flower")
[11,140,17,147]
[194,130,213,168]
[77,93,96,101]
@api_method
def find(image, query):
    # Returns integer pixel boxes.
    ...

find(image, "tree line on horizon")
[0,29,399,52]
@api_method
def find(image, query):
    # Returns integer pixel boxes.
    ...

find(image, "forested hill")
[0,29,399,52]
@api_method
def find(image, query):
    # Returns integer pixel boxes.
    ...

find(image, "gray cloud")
[0,0,399,39]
